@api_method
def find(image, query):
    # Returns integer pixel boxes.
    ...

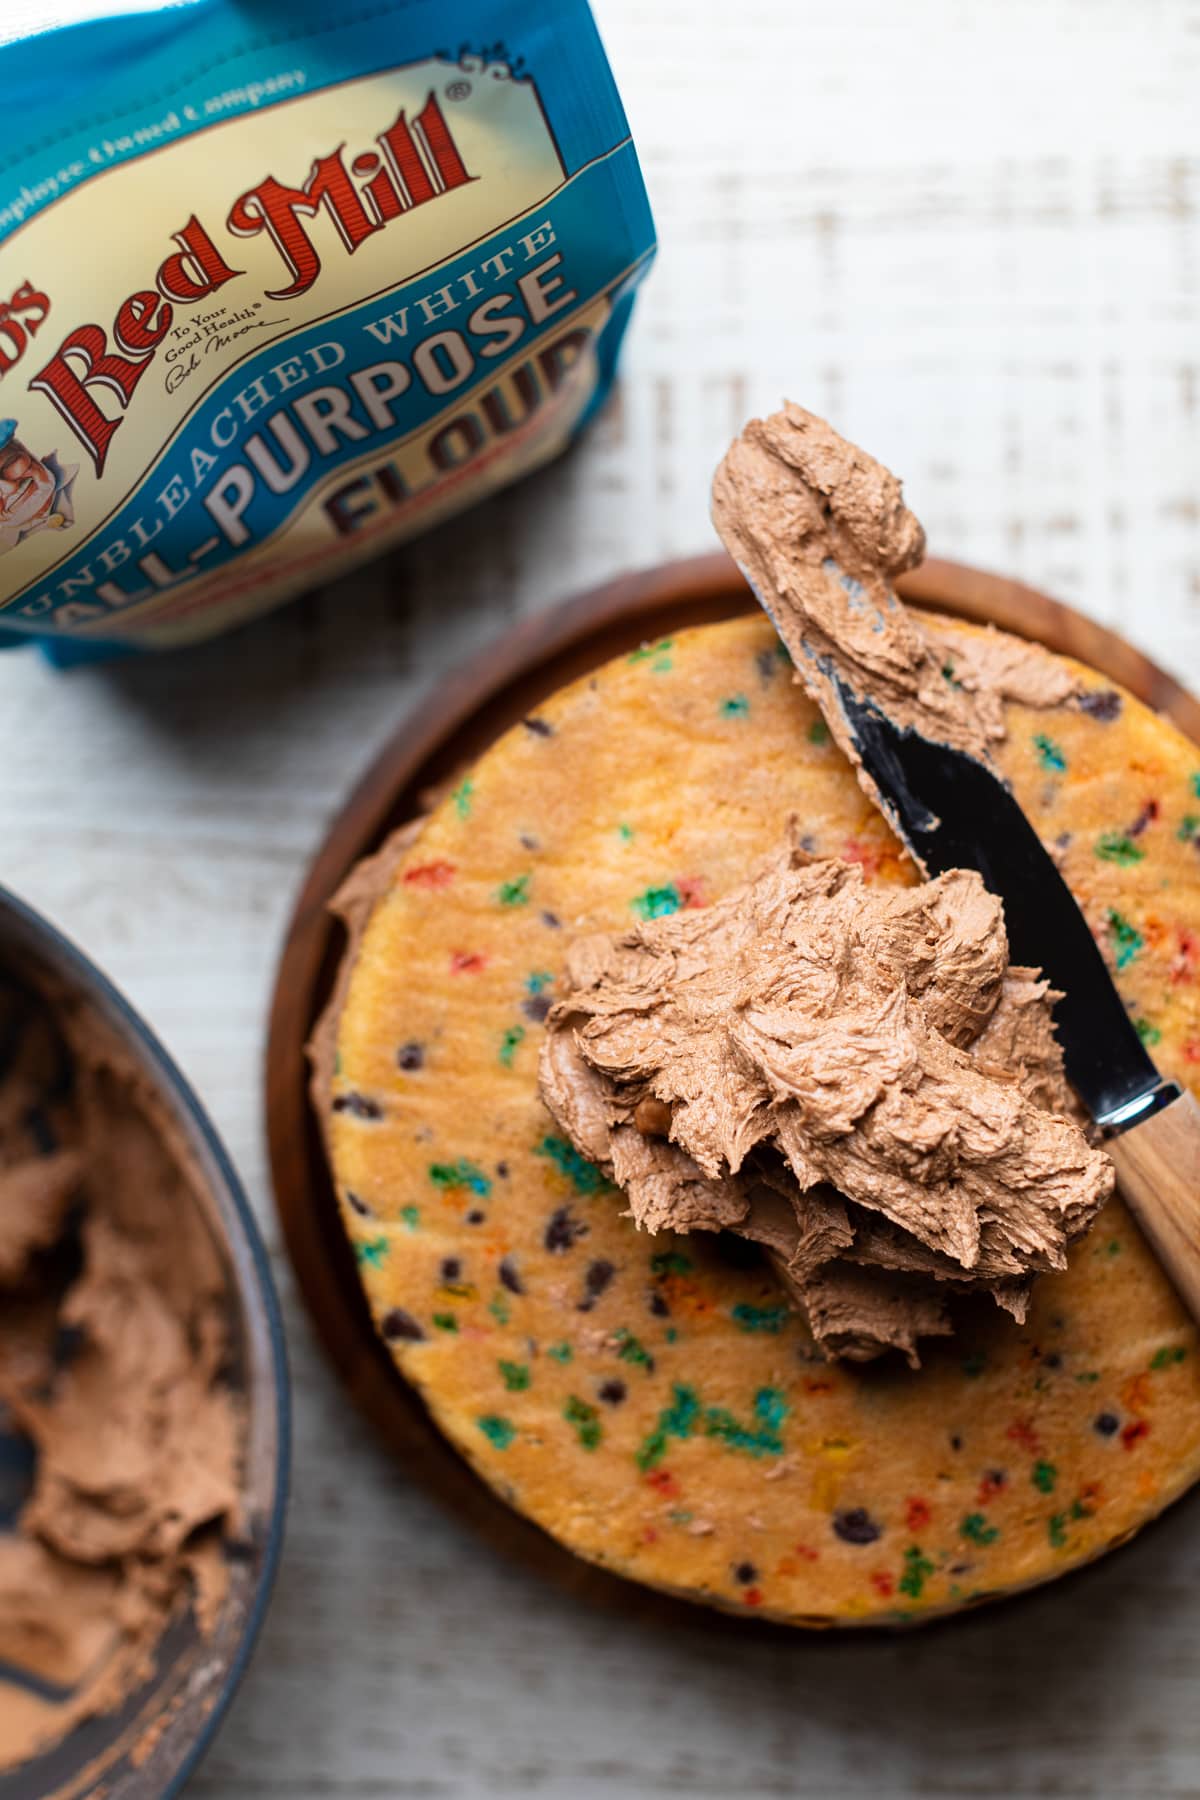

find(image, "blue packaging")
[0,0,654,656]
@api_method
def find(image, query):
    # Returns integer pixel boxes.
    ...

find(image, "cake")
[315,606,1200,1626]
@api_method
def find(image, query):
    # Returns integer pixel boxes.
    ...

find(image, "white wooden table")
[3,2,1200,1794]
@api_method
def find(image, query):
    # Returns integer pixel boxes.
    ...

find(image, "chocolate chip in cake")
[541,910,561,930]
[499,1256,524,1294]
[466,1209,487,1225]
[544,1205,587,1253]
[950,1434,963,1452]
[520,834,540,852]
[522,992,552,1023]
[522,716,554,737]
[381,1308,425,1343]
[733,1561,759,1585]
[1078,688,1122,722]
[345,1190,374,1218]
[598,1378,626,1405]
[648,1290,670,1317]
[332,1091,382,1120]
[397,1042,425,1072]
[496,1162,510,1179]
[1094,1411,1120,1437]
[578,1258,615,1310]
[440,1257,462,1283]
[832,1507,882,1545]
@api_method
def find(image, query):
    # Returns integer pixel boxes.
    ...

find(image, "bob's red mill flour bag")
[0,1,654,661]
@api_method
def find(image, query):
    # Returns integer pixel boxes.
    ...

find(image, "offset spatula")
[828,673,1200,1322]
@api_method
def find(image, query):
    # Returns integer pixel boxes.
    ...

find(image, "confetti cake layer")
[321,613,1200,1626]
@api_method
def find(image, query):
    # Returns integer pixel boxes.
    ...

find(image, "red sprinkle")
[676,875,708,910]
[1121,1419,1150,1451]
[742,1587,763,1607]
[977,1471,1008,1504]
[1171,929,1199,985]
[793,1543,819,1563]
[842,837,882,878]
[450,950,487,974]
[404,860,456,889]
[803,1377,834,1396]
[646,1468,680,1499]
[870,1571,895,1598]
[905,1497,932,1532]
[1006,1418,1041,1455]
[1185,1039,1200,1066]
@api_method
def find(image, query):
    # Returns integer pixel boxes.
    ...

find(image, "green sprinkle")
[1075,1371,1100,1384]
[488,1291,510,1325]
[1177,814,1199,843]
[665,1326,678,1343]
[807,718,830,746]
[961,1351,987,1378]
[731,1301,789,1334]
[498,1359,531,1392]
[650,1251,693,1276]
[477,1415,515,1449]
[669,1509,693,1525]
[719,693,750,718]
[703,1387,788,1458]
[333,1050,343,1075]
[617,822,635,842]
[1106,1238,1122,1256]
[526,970,554,994]
[452,777,474,819]
[1192,774,1200,799]
[535,1133,612,1195]
[1106,910,1143,969]
[1048,1513,1068,1548]
[637,1383,701,1470]
[499,1024,525,1067]
[1151,1344,1188,1370]
[776,640,793,666]
[429,1158,492,1197]
[628,637,674,671]
[1096,832,1145,865]
[432,1312,458,1332]
[632,883,682,920]
[629,637,673,663]
[1070,1498,1092,1521]
[960,1513,999,1546]
[1032,1461,1057,1494]
[1135,1018,1162,1047]
[615,1327,654,1371]
[899,1546,935,1599]
[354,1236,389,1269]
[400,1205,420,1232]
[497,873,531,907]
[546,1341,573,1364]
[564,1395,602,1451]
[1034,734,1067,773]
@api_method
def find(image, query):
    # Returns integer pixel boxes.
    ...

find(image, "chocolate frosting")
[539,841,1113,1364]
[710,403,1079,837]
[0,977,239,1772]
[540,401,1109,1363]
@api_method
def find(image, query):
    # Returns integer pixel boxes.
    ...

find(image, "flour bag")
[0,0,654,658]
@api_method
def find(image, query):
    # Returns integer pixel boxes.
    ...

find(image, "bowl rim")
[0,880,290,1797]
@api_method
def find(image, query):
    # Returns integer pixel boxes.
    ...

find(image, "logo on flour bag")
[0,0,655,651]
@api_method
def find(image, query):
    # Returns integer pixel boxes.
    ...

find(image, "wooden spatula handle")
[1108,1090,1200,1324]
